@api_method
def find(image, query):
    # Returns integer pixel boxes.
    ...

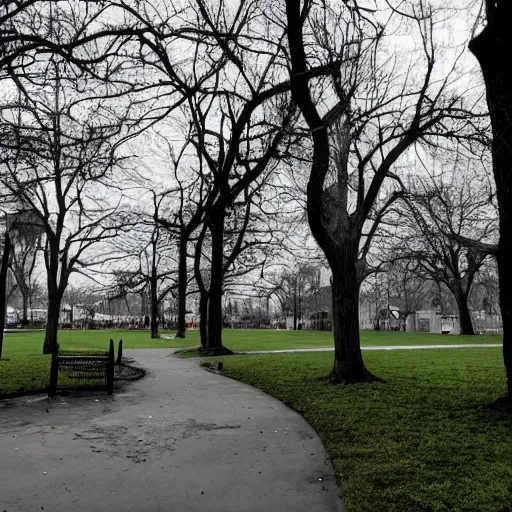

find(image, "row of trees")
[2,0,512,396]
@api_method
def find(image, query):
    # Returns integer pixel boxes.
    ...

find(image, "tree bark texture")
[285,1,375,382]
[454,288,475,335]
[43,295,61,354]
[141,292,146,317]
[150,294,159,339]
[175,235,188,338]
[21,293,28,322]
[0,232,12,360]
[150,246,159,339]
[293,283,298,331]
[199,289,208,348]
[331,248,376,382]
[206,212,225,350]
[470,3,512,395]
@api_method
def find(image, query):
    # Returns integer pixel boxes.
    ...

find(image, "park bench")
[49,340,115,397]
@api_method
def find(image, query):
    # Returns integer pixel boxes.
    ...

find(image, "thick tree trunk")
[43,296,61,354]
[206,212,225,351]
[21,292,28,323]
[330,253,378,383]
[293,286,297,330]
[298,295,303,329]
[454,289,475,335]
[199,290,208,348]
[150,300,159,339]
[0,232,12,360]
[150,316,159,338]
[470,8,512,395]
[499,261,512,396]
[150,268,159,338]
[176,234,187,338]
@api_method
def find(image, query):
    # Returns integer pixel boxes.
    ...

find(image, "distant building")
[306,284,502,334]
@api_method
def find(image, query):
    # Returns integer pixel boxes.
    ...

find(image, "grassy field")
[177,329,501,357]
[2,329,509,510]
[0,328,503,397]
[179,329,501,350]
[215,348,511,512]
[0,329,192,396]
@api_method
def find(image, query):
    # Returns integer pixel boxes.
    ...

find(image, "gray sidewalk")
[0,349,341,512]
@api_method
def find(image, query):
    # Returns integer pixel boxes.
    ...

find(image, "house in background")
[309,277,502,334]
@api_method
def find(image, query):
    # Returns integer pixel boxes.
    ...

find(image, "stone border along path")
[0,349,342,512]
[234,344,502,355]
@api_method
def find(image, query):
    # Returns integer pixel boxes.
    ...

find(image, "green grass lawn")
[2,328,510,510]
[0,328,503,397]
[215,348,511,512]
[176,329,501,352]
[177,330,502,357]
[0,329,193,396]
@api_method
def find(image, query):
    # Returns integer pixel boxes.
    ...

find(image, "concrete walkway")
[235,344,502,354]
[0,349,341,512]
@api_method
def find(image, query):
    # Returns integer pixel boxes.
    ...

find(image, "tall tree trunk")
[176,234,187,338]
[150,287,159,339]
[194,222,209,348]
[293,284,297,330]
[330,250,377,383]
[150,312,159,338]
[206,212,225,351]
[454,288,475,335]
[285,1,379,383]
[150,235,159,339]
[21,291,28,323]
[470,6,512,395]
[199,289,208,348]
[298,294,302,329]
[43,295,61,354]
[0,232,12,360]
[499,263,512,395]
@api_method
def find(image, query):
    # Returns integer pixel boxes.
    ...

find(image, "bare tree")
[192,181,284,350]
[184,55,296,353]
[8,216,40,321]
[386,165,496,334]
[152,127,212,340]
[0,207,41,356]
[127,0,347,353]
[468,257,500,317]
[0,54,133,353]
[130,222,178,339]
[363,261,431,332]
[258,262,320,330]
[85,0,338,352]
[284,0,482,382]
[109,195,180,338]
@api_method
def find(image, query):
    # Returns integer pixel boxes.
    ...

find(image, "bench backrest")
[49,341,115,396]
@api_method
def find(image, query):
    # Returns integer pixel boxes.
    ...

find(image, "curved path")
[0,349,341,512]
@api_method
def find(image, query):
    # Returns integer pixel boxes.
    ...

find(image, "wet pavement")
[0,349,341,512]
